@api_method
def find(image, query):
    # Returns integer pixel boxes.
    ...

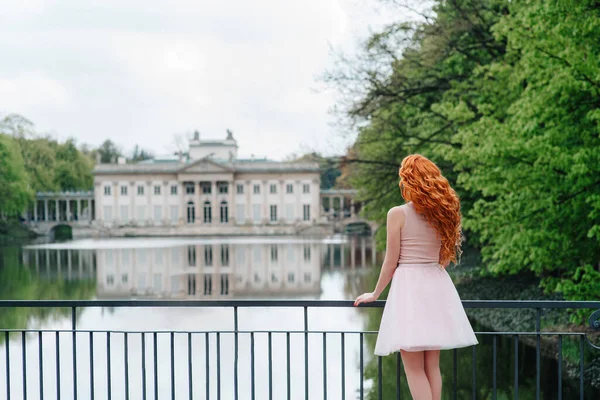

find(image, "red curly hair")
[399,154,462,266]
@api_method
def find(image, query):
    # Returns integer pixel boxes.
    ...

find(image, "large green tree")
[329,0,600,303]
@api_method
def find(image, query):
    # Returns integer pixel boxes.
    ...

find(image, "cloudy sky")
[0,0,401,160]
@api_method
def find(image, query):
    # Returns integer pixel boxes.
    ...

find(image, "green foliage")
[0,134,33,215]
[291,152,341,189]
[328,0,600,311]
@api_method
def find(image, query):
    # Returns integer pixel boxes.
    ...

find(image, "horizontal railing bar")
[0,299,599,308]
[0,328,591,337]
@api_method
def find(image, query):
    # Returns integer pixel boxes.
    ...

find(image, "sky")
[0,0,402,160]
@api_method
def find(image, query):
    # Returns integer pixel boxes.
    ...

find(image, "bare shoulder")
[387,206,406,227]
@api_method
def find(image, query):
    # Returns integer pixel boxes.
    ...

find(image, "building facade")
[92,132,322,235]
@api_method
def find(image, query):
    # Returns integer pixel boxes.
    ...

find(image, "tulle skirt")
[374,262,478,355]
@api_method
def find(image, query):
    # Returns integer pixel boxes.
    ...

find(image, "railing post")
[234,306,238,400]
[72,306,77,400]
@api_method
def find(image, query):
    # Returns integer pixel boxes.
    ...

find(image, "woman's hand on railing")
[354,292,378,306]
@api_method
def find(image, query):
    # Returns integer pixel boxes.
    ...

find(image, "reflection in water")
[18,236,377,299]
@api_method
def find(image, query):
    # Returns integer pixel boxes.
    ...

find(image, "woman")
[354,154,478,400]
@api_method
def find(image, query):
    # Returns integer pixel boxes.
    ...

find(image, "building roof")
[93,158,320,175]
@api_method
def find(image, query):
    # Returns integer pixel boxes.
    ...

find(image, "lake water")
[0,236,378,400]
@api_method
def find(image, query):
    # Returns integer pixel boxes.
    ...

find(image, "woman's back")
[398,202,441,264]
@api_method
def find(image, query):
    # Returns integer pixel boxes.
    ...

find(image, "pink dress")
[374,202,478,355]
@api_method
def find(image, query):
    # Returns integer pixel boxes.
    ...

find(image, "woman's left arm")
[354,206,404,306]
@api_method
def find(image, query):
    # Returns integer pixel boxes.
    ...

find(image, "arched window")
[187,201,195,224]
[203,201,212,224]
[220,201,228,224]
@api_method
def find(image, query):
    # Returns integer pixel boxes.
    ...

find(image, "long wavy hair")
[399,154,462,266]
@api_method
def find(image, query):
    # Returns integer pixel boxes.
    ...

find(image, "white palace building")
[93,131,323,235]
[26,131,368,237]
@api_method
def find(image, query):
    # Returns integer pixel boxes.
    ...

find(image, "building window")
[286,184,293,194]
[120,205,129,221]
[203,201,212,223]
[138,273,146,290]
[218,182,228,194]
[200,182,212,194]
[187,201,195,223]
[303,184,310,194]
[270,184,277,194]
[303,205,311,221]
[271,273,278,283]
[104,186,111,196]
[203,275,212,295]
[304,273,311,283]
[136,205,145,221]
[185,183,195,195]
[287,272,295,283]
[103,206,113,221]
[221,245,229,266]
[252,204,261,222]
[220,275,229,295]
[304,245,311,262]
[253,246,262,263]
[253,184,260,194]
[236,184,244,194]
[171,278,179,294]
[122,274,128,284]
[285,204,294,221]
[137,186,144,195]
[170,205,178,224]
[220,201,228,223]
[154,185,161,195]
[187,275,196,295]
[120,186,128,195]
[204,246,213,266]
[170,185,178,195]
[270,205,277,222]
[106,274,114,285]
[153,205,162,221]
[188,246,196,266]
[236,204,245,221]
[254,273,261,283]
[271,245,278,262]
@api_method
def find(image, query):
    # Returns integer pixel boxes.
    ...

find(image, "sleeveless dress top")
[374,202,478,354]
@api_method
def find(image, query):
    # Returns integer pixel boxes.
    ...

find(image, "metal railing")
[1,300,599,400]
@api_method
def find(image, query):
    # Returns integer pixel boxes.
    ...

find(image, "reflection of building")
[92,131,322,235]
[95,242,323,298]
[20,236,378,299]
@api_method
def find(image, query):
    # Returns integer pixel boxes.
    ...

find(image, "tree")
[0,134,33,215]
[130,144,154,162]
[95,139,122,163]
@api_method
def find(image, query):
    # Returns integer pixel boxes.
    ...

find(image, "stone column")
[195,182,201,225]
[339,196,344,220]
[211,180,217,225]
[245,180,251,224]
[44,200,49,222]
[163,180,168,226]
[146,181,152,226]
[55,199,59,221]
[66,198,70,221]
[340,244,345,268]
[33,201,38,222]
[130,181,135,224]
[350,199,355,218]
[295,180,302,223]
[262,180,268,224]
[279,179,285,224]
[229,180,234,225]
